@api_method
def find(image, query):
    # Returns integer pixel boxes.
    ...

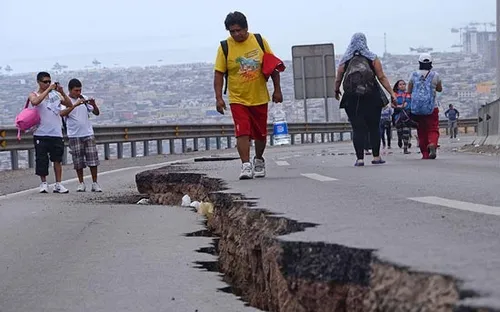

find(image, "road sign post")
[292,44,336,122]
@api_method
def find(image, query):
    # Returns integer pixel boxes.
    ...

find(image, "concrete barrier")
[474,99,500,146]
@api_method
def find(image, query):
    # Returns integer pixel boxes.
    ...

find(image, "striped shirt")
[395,91,411,110]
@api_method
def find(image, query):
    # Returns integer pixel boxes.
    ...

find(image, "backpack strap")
[411,71,419,83]
[18,94,35,140]
[220,40,229,59]
[25,92,36,109]
[254,33,266,53]
[220,40,229,95]
[427,70,436,81]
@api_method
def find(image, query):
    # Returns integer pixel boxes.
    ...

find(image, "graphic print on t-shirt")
[236,48,261,82]
[46,91,62,114]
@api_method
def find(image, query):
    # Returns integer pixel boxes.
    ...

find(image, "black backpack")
[343,52,376,96]
[220,33,266,94]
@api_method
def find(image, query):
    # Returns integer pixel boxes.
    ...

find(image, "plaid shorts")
[69,136,100,170]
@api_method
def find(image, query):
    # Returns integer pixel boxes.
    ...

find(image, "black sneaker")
[428,146,437,159]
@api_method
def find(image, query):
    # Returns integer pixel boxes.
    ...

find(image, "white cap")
[419,53,432,63]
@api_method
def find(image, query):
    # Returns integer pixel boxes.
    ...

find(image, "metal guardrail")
[0,118,478,171]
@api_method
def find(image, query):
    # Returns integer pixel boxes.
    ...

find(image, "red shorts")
[230,103,268,141]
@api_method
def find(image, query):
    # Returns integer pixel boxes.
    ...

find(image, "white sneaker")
[91,182,102,192]
[39,182,49,193]
[77,183,86,192]
[253,157,266,178]
[53,183,69,194]
[239,162,253,180]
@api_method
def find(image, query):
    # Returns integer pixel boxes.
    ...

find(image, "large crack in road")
[135,165,496,312]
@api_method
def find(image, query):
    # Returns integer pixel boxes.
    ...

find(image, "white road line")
[0,157,199,201]
[300,173,338,182]
[275,160,290,166]
[408,196,500,217]
[277,156,292,160]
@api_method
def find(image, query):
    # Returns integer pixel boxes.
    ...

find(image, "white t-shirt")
[65,95,95,138]
[32,91,64,137]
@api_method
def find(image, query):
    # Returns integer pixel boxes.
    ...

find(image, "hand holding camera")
[49,82,58,91]
[75,98,86,106]
[55,82,64,94]
[77,95,95,106]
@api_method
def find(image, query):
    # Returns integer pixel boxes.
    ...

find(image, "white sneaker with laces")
[39,182,49,193]
[53,183,69,194]
[239,162,253,180]
[91,182,102,192]
[77,183,86,192]
[253,157,266,178]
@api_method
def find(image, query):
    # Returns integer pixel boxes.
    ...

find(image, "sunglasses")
[40,80,51,84]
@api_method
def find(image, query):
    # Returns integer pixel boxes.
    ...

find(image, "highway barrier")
[0,118,478,171]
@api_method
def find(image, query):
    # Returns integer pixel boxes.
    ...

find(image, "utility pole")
[384,33,388,57]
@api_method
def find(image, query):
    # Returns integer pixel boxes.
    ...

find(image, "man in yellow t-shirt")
[213,11,283,180]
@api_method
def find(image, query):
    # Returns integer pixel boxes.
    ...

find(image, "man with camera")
[28,71,73,193]
[60,78,102,192]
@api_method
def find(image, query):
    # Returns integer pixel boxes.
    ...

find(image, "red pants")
[413,108,439,158]
[230,103,268,141]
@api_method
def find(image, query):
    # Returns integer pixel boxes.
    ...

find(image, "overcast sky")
[0,0,496,71]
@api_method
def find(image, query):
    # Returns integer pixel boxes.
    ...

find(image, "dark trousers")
[345,96,382,160]
[380,123,392,147]
[34,136,64,176]
[397,126,411,148]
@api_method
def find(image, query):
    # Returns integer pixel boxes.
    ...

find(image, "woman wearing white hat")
[407,53,443,159]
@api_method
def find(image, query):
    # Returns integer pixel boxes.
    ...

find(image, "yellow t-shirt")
[214,33,272,106]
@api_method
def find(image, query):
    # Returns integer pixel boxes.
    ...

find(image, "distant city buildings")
[0,52,496,127]
[459,26,497,69]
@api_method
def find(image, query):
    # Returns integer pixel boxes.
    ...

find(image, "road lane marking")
[408,196,500,216]
[300,173,338,182]
[275,161,290,166]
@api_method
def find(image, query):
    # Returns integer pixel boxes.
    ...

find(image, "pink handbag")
[15,96,40,141]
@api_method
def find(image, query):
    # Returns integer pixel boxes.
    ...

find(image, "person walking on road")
[444,104,460,140]
[393,80,413,154]
[380,105,393,149]
[407,53,443,159]
[334,33,396,167]
[213,11,283,180]
[28,72,72,193]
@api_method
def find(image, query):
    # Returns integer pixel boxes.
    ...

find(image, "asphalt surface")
[1,136,500,310]
[0,158,260,312]
[162,137,500,310]
[0,148,237,196]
